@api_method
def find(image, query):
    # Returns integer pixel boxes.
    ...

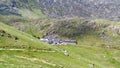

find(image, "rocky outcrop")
[108,25,120,35]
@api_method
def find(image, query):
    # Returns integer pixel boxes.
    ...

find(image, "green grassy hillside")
[0,45,120,68]
[0,22,52,50]
[0,1,120,68]
[1,17,120,49]
[0,19,120,68]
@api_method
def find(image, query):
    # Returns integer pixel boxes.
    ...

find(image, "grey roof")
[40,38,77,45]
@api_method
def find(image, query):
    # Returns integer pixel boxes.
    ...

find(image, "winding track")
[0,48,57,52]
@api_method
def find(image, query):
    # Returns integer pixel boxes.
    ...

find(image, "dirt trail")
[0,48,25,51]
[0,48,56,52]
[15,55,56,66]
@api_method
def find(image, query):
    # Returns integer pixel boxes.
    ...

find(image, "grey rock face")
[0,0,120,20]
[39,0,120,20]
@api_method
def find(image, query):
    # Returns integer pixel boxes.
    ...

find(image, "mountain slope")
[0,0,120,68]
[0,0,45,19]
[0,22,52,49]
[0,0,120,20]
[1,16,120,49]
[0,19,120,68]
[39,0,120,20]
